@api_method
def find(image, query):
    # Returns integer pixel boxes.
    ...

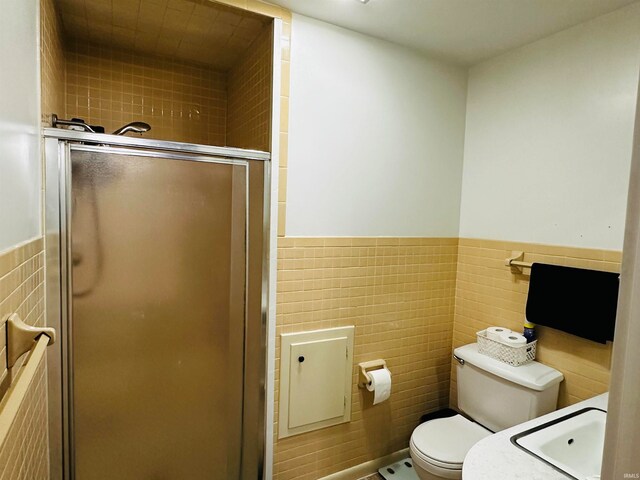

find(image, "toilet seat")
[410,446,463,479]
[409,414,491,476]
[411,442,464,470]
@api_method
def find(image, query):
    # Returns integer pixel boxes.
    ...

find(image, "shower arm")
[51,114,97,133]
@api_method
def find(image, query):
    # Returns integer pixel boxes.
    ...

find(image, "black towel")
[525,263,619,344]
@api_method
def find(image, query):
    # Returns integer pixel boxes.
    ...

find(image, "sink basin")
[511,407,606,480]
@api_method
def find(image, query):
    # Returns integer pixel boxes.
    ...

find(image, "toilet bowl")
[409,414,491,480]
[408,343,564,480]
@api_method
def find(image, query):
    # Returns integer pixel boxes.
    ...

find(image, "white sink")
[511,407,606,480]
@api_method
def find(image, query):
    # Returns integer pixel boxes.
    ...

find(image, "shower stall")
[45,129,270,479]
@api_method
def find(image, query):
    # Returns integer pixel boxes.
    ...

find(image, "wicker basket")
[476,329,536,367]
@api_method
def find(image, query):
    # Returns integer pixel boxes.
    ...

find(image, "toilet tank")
[454,343,563,432]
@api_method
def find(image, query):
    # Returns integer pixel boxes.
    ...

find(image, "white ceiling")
[270,0,638,65]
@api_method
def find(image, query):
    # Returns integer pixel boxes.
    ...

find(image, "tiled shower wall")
[41,0,65,122]
[64,41,228,145]
[273,238,458,480]
[41,0,274,149]
[450,238,619,409]
[0,239,48,479]
[227,24,273,150]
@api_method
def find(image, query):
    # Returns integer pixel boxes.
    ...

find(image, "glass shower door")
[68,148,250,479]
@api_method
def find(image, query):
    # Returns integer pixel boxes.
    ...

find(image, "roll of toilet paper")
[366,368,392,405]
[487,326,511,341]
[498,331,527,346]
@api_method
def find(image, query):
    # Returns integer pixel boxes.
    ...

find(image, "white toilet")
[409,343,563,480]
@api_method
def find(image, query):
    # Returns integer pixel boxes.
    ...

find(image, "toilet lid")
[410,415,491,467]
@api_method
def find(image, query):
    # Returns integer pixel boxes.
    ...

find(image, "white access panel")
[289,338,347,428]
[279,326,354,438]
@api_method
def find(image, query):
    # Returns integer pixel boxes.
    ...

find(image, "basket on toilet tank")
[476,329,537,366]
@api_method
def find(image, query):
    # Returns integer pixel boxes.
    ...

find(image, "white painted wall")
[0,0,42,252]
[286,14,468,237]
[459,3,640,250]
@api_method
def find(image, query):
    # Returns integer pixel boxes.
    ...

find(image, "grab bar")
[5,313,56,369]
[0,322,53,448]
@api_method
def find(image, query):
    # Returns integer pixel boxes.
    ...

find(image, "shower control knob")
[298,355,305,363]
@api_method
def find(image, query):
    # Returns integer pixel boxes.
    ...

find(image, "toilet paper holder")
[358,359,387,388]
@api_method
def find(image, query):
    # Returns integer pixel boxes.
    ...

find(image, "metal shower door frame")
[44,130,272,480]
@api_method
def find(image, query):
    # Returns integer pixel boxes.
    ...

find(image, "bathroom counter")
[462,393,609,480]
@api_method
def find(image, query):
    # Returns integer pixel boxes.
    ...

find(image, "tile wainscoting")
[272,236,620,479]
[273,237,458,480]
[0,238,48,479]
[451,238,619,409]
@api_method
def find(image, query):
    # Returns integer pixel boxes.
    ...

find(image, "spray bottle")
[523,319,536,343]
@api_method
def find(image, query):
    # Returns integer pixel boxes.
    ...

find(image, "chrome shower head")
[112,122,151,136]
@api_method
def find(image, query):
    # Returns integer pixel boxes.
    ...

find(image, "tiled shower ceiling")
[56,0,270,70]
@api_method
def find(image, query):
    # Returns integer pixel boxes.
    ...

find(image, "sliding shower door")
[64,145,267,480]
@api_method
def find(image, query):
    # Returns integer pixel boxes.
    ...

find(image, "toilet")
[409,343,563,480]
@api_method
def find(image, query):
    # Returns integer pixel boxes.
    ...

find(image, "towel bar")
[505,251,533,273]
[0,329,51,451]
[5,313,56,369]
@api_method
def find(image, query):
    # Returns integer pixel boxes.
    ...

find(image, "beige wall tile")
[64,41,228,145]
[273,237,457,479]
[450,238,618,410]
[275,236,619,479]
[0,239,48,480]
[279,132,289,167]
[277,202,287,237]
[227,24,273,151]
[216,0,292,234]
[41,0,65,124]
[278,168,288,202]
[279,96,289,133]
[0,358,48,480]
[280,60,290,97]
